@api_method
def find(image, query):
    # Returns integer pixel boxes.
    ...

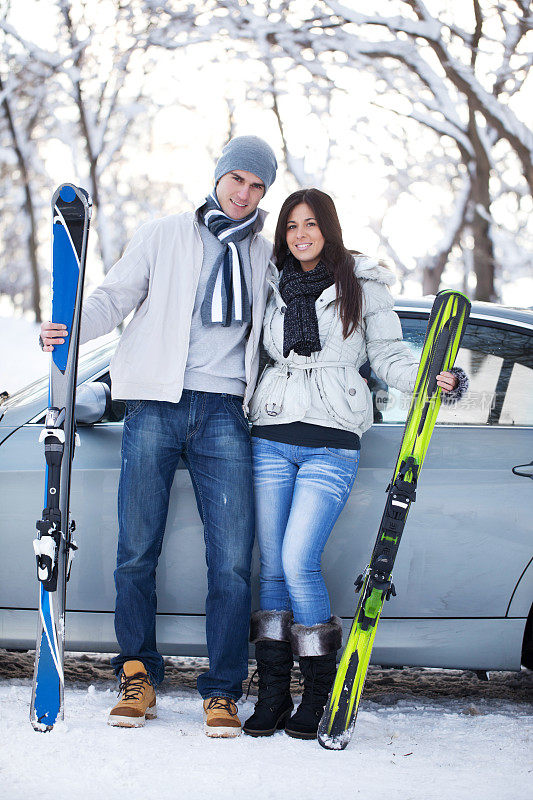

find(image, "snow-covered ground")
[1,678,531,800]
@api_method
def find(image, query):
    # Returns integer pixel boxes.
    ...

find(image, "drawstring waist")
[264,361,355,417]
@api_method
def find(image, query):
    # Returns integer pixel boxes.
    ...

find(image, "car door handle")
[512,461,533,479]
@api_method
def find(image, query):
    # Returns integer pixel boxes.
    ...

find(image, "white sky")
[5,1,533,307]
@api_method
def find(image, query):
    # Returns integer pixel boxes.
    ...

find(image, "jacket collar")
[316,256,395,303]
[354,255,396,286]
[318,283,337,304]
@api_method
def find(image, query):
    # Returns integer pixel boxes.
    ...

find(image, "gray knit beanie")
[214,135,278,193]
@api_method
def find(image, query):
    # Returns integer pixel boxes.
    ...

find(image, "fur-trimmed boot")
[285,616,342,740]
[243,610,294,737]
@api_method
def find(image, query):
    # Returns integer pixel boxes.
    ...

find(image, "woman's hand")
[436,371,458,393]
[40,322,68,352]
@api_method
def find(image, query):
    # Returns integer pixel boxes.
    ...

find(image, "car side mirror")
[75,382,112,424]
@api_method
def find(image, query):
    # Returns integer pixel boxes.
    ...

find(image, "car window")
[371,315,533,426]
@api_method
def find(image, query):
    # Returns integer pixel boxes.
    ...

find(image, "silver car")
[1,299,532,670]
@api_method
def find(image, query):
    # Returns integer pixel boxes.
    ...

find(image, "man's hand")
[436,371,457,393]
[40,322,68,352]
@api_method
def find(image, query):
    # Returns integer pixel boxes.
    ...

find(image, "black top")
[251,422,360,450]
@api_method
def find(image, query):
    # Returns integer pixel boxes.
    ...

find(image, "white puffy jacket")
[249,256,420,438]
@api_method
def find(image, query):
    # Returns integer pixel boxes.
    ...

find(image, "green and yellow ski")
[318,289,471,750]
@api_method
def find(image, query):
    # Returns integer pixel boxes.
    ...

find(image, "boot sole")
[243,708,292,737]
[284,726,317,740]
[107,703,157,728]
[203,722,242,738]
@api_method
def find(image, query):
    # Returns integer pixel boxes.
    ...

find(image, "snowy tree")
[316,1,530,298]
[0,27,55,320]
[45,0,163,270]
[0,0,246,296]
[1,0,531,315]
[182,0,533,300]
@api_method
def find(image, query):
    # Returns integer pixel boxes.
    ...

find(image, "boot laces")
[248,652,292,709]
[206,697,238,716]
[302,672,320,714]
[119,672,152,702]
[300,658,334,715]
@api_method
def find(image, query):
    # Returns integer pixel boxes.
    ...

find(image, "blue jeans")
[111,392,254,700]
[252,437,360,627]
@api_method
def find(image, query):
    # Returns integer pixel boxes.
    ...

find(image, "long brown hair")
[273,188,362,338]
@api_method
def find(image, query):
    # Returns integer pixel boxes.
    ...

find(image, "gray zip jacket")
[249,256,420,437]
[80,205,273,404]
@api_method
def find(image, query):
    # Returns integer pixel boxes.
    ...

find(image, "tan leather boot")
[203,697,241,738]
[108,660,156,727]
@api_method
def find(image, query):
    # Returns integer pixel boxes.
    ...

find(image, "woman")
[243,189,467,740]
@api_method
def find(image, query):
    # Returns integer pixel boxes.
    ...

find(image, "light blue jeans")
[252,437,360,627]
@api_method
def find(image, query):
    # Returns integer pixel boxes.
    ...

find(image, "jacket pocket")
[249,365,287,421]
[316,366,370,429]
[343,367,369,414]
[249,365,310,422]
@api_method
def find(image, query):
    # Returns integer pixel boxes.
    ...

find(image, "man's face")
[216,170,265,220]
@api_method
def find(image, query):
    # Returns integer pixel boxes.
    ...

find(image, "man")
[40,136,277,736]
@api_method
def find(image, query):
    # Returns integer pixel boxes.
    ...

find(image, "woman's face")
[285,202,325,272]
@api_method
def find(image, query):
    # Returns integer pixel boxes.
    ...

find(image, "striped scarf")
[200,190,257,327]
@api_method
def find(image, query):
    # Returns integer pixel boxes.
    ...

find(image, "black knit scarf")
[278,252,334,358]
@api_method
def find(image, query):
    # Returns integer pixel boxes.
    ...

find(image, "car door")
[321,310,533,669]
[62,372,211,653]
[0,361,208,654]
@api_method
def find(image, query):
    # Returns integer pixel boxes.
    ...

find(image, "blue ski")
[30,184,91,731]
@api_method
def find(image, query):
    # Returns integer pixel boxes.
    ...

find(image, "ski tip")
[435,288,469,298]
[59,185,77,203]
[53,183,93,215]
[435,288,472,306]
